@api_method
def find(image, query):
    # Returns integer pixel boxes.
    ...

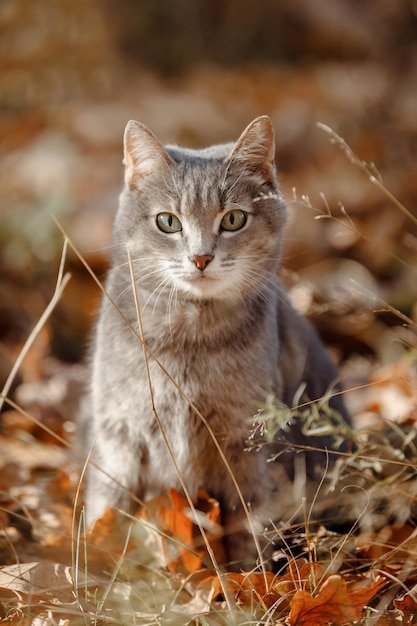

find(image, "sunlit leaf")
[288,574,386,625]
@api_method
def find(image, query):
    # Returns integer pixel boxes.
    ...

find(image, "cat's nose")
[189,254,214,271]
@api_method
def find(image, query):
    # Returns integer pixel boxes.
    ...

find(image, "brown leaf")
[373,612,408,626]
[357,524,417,562]
[394,587,417,617]
[0,561,100,603]
[0,604,24,625]
[156,489,202,573]
[87,507,122,546]
[139,488,225,574]
[86,507,137,571]
[286,559,327,592]
[202,571,279,609]
[36,508,133,578]
[40,490,223,578]
[288,574,386,626]
[198,560,327,613]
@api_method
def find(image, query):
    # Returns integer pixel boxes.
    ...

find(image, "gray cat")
[85,116,349,567]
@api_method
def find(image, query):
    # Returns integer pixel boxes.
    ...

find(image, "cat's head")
[115,116,287,303]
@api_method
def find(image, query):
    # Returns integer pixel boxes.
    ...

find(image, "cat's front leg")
[215,449,276,570]
[84,437,142,526]
[222,492,278,570]
[222,510,262,570]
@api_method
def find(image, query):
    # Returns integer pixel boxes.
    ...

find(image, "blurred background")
[1,0,417,421]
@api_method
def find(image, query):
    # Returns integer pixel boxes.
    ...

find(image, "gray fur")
[85,116,349,566]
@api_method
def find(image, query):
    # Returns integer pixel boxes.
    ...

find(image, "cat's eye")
[220,209,247,232]
[156,212,182,233]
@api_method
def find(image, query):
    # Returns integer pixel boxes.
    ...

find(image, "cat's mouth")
[185,266,215,280]
[194,273,211,279]
[179,270,220,293]
[185,273,215,285]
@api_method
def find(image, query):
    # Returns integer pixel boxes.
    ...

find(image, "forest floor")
[1,49,417,625]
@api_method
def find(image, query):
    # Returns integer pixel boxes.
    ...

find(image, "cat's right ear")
[123,120,172,187]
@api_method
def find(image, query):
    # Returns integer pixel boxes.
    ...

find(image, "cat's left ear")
[227,116,276,183]
[123,120,173,187]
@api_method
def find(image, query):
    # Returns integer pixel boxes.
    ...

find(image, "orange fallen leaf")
[287,574,387,625]
[40,490,224,576]
[273,559,326,605]
[394,587,417,617]
[155,489,203,573]
[37,508,131,575]
[140,489,225,573]
[87,507,128,550]
[202,571,279,609]
[286,559,327,592]
[198,560,327,613]
[357,524,417,562]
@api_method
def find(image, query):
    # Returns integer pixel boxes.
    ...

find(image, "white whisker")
[236,267,277,308]
[111,256,170,273]
[137,266,168,284]
[166,283,180,335]
[151,277,172,314]
[115,264,167,304]
[140,276,172,314]
[114,282,133,304]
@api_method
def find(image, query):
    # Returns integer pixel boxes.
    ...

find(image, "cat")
[84,115,350,567]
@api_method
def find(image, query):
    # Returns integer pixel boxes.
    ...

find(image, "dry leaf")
[40,490,223,578]
[273,559,326,609]
[0,561,99,602]
[357,524,417,562]
[201,571,279,609]
[37,508,133,577]
[286,559,327,591]
[394,587,417,617]
[0,604,24,625]
[139,488,225,574]
[373,612,407,626]
[288,574,386,625]
[198,560,327,613]
[154,489,203,573]
[367,361,417,424]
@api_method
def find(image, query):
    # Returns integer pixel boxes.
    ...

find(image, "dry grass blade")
[292,188,417,277]
[317,122,417,229]
[0,240,71,413]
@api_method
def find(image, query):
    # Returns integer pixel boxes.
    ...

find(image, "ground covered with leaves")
[2,398,417,625]
[1,1,417,624]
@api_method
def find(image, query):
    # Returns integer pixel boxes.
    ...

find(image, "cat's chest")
[142,296,272,351]
[143,305,280,409]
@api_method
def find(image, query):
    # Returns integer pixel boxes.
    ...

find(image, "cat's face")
[115,116,286,304]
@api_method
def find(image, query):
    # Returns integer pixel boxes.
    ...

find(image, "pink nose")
[190,254,214,271]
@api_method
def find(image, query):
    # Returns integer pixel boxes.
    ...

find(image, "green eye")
[220,209,247,232]
[156,213,182,233]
